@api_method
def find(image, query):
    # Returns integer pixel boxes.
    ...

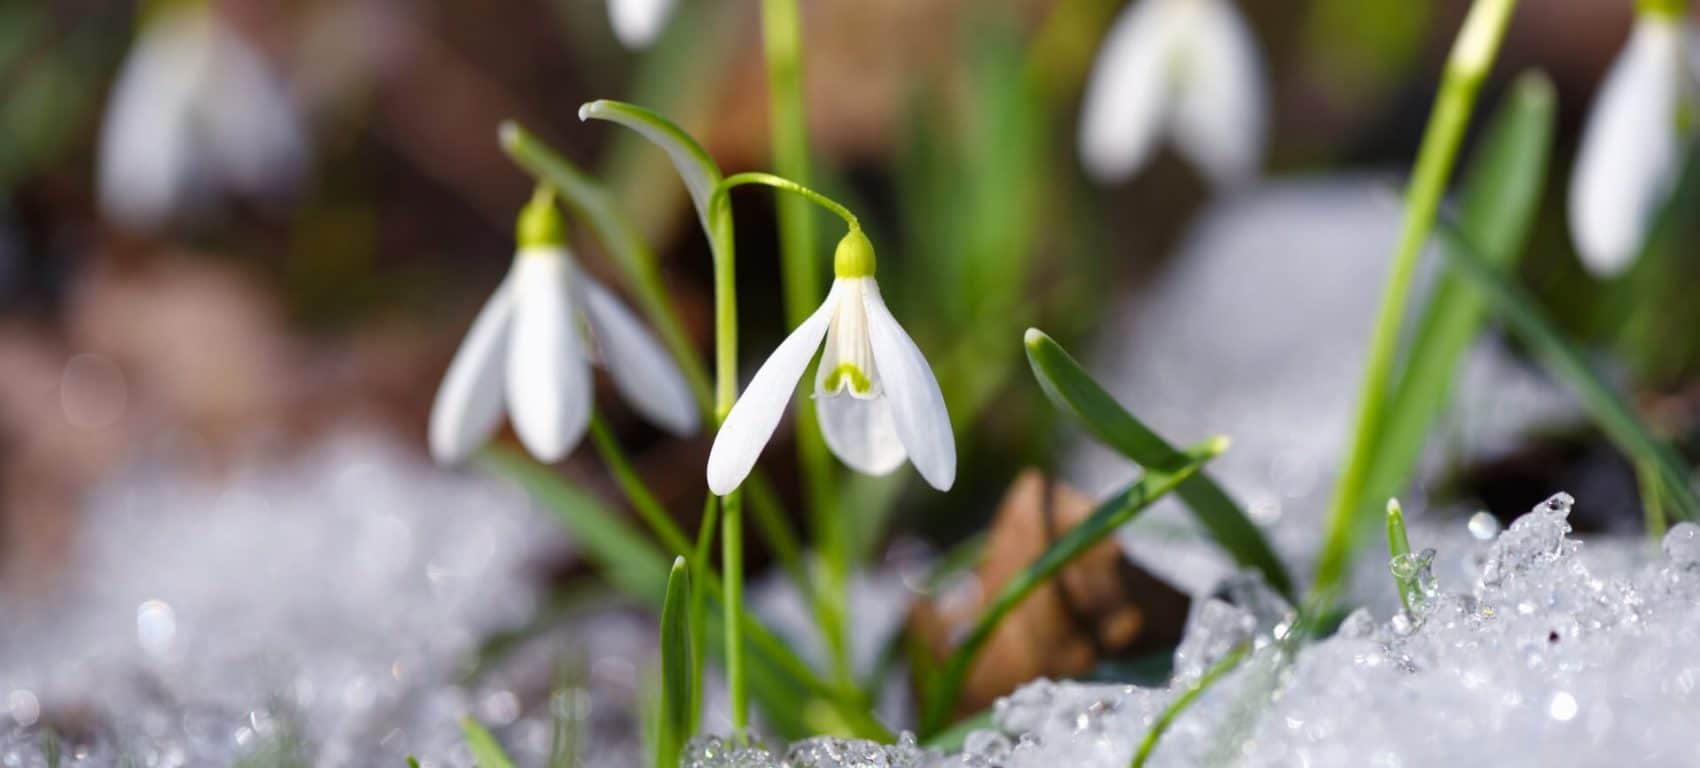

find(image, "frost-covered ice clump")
[0,432,561,766]
[683,493,1700,768]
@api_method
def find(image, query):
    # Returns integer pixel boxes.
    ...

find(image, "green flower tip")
[516,186,567,248]
[1205,435,1232,456]
[834,228,877,278]
[1637,0,1687,21]
[1023,327,1049,350]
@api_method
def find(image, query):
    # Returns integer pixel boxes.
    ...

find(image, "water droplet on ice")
[8,690,39,727]
[137,599,177,656]
[1662,523,1700,568]
[1467,511,1500,541]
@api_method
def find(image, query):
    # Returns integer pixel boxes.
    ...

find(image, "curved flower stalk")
[1078,0,1268,187]
[608,0,677,50]
[707,229,955,495]
[430,189,698,465]
[97,3,308,231]
[1567,2,1698,278]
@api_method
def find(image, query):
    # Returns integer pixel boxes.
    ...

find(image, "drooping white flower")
[430,191,698,465]
[1568,11,1698,278]
[1078,0,1268,187]
[707,230,954,496]
[607,0,677,50]
[97,5,308,232]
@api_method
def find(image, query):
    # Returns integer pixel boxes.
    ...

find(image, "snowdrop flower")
[1078,0,1268,187]
[608,0,676,49]
[1567,4,1698,277]
[430,190,698,465]
[706,230,954,495]
[97,4,308,232]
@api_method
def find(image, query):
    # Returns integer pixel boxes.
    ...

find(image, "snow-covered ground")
[684,495,1700,767]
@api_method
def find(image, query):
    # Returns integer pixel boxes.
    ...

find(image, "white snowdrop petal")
[1078,0,1178,183]
[608,0,676,49]
[816,394,907,476]
[706,283,841,495]
[429,273,516,465]
[1167,0,1268,187]
[97,9,211,230]
[505,250,592,462]
[1568,18,1688,278]
[579,275,700,436]
[200,19,309,205]
[862,283,955,491]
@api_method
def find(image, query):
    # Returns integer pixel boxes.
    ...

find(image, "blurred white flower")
[1567,12,1698,278]
[1078,0,1268,187]
[707,230,953,495]
[97,6,308,232]
[430,193,698,465]
[608,0,676,50]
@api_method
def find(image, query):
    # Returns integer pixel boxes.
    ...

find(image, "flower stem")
[707,184,749,739]
[721,490,747,738]
[1310,0,1519,611]
[715,168,863,685]
[714,172,859,230]
[759,12,845,674]
[589,412,694,556]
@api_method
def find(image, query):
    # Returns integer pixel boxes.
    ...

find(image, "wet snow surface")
[685,494,1700,767]
[0,433,566,766]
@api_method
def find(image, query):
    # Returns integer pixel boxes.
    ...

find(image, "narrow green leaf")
[1638,459,1668,540]
[577,100,724,235]
[1364,70,1555,520]
[477,446,670,602]
[1023,328,1293,598]
[406,758,420,768]
[1385,499,1417,613]
[1434,219,1700,520]
[657,558,694,768]
[1129,645,1250,768]
[461,718,516,768]
[920,437,1230,735]
[1385,498,1411,561]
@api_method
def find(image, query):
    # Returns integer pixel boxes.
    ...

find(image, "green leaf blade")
[461,718,517,768]
[578,100,724,234]
[1434,220,1700,521]
[1023,329,1293,598]
[656,557,694,768]
[1364,71,1556,518]
[920,436,1228,735]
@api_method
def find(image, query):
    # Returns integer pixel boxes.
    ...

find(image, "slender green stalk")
[1639,460,1668,540]
[712,172,859,229]
[712,169,867,685]
[920,437,1229,735]
[589,412,693,556]
[657,558,693,768]
[1433,220,1700,520]
[1385,499,1417,613]
[705,165,748,741]
[689,495,718,734]
[1129,645,1250,768]
[1310,0,1519,610]
[461,718,517,768]
[760,0,850,688]
[721,492,747,738]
